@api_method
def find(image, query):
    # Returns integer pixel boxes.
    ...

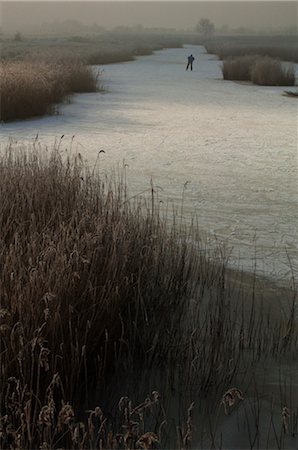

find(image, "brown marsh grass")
[221,55,258,81]
[0,59,99,121]
[0,141,297,448]
[0,30,188,122]
[87,45,159,65]
[0,31,191,64]
[205,35,298,63]
[251,57,296,86]
[222,55,295,86]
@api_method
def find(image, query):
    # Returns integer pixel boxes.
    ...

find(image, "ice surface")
[1,45,297,280]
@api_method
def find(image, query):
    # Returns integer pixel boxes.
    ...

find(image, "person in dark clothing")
[186,54,195,71]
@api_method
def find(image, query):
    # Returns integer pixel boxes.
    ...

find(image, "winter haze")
[1,1,297,33]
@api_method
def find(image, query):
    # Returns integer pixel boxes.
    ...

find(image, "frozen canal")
[1,45,297,280]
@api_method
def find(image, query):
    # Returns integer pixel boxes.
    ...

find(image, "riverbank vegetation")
[2,31,297,121]
[221,55,295,86]
[0,58,99,121]
[0,31,195,64]
[204,34,298,63]
[0,142,297,449]
[204,35,297,86]
[0,31,197,121]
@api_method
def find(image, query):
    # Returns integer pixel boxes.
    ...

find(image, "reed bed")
[0,141,297,449]
[0,32,189,64]
[0,31,187,122]
[87,46,161,65]
[0,59,99,121]
[221,55,295,85]
[251,57,296,86]
[205,35,298,63]
[221,55,258,81]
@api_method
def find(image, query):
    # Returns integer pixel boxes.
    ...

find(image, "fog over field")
[1,1,297,33]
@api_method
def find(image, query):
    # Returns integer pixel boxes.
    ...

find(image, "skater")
[186,54,195,71]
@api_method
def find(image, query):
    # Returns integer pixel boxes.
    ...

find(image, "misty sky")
[1,1,297,32]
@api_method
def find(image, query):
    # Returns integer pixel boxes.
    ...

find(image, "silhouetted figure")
[186,54,195,71]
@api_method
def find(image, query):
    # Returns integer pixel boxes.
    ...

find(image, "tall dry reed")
[222,55,295,85]
[221,55,257,81]
[205,36,298,63]
[0,141,297,449]
[0,59,99,121]
[251,57,296,86]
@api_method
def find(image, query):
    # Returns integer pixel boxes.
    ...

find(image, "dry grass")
[87,50,136,65]
[0,31,193,64]
[221,55,257,81]
[205,35,298,63]
[251,57,296,86]
[87,45,161,65]
[222,55,295,86]
[0,31,189,122]
[0,59,99,121]
[0,142,297,449]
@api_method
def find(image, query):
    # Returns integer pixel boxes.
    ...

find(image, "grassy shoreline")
[2,32,297,122]
[221,55,295,85]
[0,32,196,122]
[0,31,196,63]
[204,34,298,64]
[204,34,297,86]
[0,59,100,121]
[0,141,297,449]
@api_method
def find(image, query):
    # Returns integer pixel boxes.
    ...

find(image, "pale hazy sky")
[1,1,297,32]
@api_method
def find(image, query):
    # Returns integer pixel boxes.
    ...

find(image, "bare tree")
[195,18,215,38]
[13,31,22,41]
